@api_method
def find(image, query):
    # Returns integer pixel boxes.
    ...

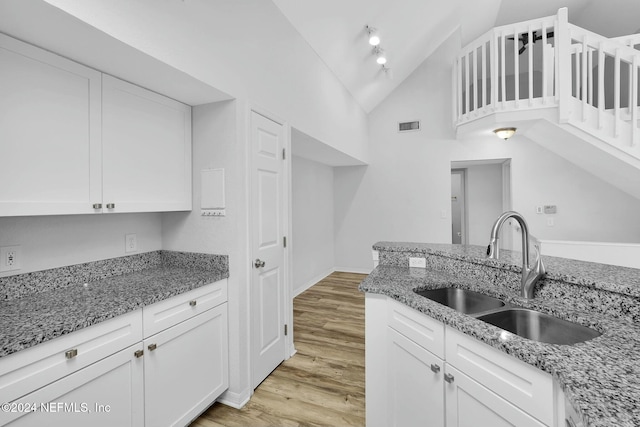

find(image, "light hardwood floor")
[190,271,367,427]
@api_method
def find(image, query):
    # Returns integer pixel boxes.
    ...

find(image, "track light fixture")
[373,46,387,65]
[366,25,380,46]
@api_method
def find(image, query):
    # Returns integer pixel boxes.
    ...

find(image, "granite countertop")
[361,243,640,427]
[0,251,229,358]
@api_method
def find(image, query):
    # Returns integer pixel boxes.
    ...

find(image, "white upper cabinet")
[0,35,192,217]
[102,75,191,213]
[0,34,102,216]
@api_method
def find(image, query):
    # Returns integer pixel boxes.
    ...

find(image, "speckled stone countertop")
[0,250,229,358]
[361,242,640,427]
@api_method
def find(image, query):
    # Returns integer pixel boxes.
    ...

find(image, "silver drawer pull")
[65,349,78,359]
[430,364,440,374]
[444,373,454,384]
[106,203,115,209]
[148,343,157,351]
[92,203,102,209]
[189,300,197,307]
[134,350,144,358]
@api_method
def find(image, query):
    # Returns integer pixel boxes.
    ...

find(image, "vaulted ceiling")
[272,0,640,113]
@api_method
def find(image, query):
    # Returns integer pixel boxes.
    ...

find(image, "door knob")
[254,259,266,268]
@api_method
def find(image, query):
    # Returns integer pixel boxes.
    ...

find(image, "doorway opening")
[450,159,512,248]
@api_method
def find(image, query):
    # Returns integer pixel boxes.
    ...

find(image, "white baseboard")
[217,388,251,409]
[333,266,373,275]
[293,267,336,297]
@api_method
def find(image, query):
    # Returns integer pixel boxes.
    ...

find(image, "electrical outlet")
[125,234,137,253]
[409,257,426,268]
[0,245,21,272]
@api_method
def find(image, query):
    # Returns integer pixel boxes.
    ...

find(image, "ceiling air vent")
[398,120,420,132]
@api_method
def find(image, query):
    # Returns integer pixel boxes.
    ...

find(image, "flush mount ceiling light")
[373,46,387,64]
[494,127,517,140]
[366,25,380,46]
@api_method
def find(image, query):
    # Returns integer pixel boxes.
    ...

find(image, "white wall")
[465,164,504,245]
[291,155,335,296]
[0,213,162,277]
[40,0,369,164]
[334,32,460,272]
[161,100,251,406]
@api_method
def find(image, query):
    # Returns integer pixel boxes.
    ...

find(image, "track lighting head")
[373,46,386,64]
[366,25,380,46]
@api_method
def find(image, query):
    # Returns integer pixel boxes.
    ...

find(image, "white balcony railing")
[453,8,640,151]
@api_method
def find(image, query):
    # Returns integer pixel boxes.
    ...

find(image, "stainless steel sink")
[477,308,601,345]
[415,288,505,314]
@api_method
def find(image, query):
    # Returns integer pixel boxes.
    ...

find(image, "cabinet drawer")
[387,298,445,359]
[445,326,553,426]
[143,279,227,337]
[0,309,142,405]
[1,343,144,427]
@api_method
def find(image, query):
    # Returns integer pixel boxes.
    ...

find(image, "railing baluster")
[557,8,570,122]
[456,57,462,121]
[473,47,478,113]
[501,30,506,109]
[582,38,588,121]
[632,56,638,147]
[573,47,579,98]
[492,30,498,109]
[514,26,519,107]
[482,42,487,110]
[542,22,547,102]
[528,25,533,106]
[614,48,621,138]
[588,48,593,105]
[598,42,605,129]
[465,53,470,115]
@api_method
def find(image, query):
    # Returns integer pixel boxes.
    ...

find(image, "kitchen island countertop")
[361,242,640,427]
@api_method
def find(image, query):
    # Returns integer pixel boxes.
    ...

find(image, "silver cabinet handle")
[134,350,144,358]
[189,300,197,307]
[106,203,115,209]
[148,343,157,351]
[92,203,102,209]
[65,349,78,359]
[430,364,440,373]
[444,373,454,383]
[254,259,266,268]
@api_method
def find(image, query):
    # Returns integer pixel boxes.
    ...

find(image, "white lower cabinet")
[4,344,144,427]
[144,303,229,427]
[366,294,555,427]
[445,365,545,427]
[387,327,444,427]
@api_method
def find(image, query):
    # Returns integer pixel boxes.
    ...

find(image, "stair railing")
[453,12,559,125]
[454,7,640,150]
[568,24,640,147]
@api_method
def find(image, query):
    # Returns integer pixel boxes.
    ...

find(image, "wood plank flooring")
[190,271,368,427]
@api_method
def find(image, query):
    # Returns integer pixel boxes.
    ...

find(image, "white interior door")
[250,111,286,389]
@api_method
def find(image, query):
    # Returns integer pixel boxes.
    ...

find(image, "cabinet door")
[387,327,445,427]
[444,365,547,427]
[102,75,192,213]
[0,34,102,216]
[144,303,229,427]
[2,344,144,427]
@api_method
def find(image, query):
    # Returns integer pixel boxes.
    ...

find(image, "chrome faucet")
[487,211,545,299]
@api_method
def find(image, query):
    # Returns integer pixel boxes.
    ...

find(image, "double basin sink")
[415,287,600,345]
